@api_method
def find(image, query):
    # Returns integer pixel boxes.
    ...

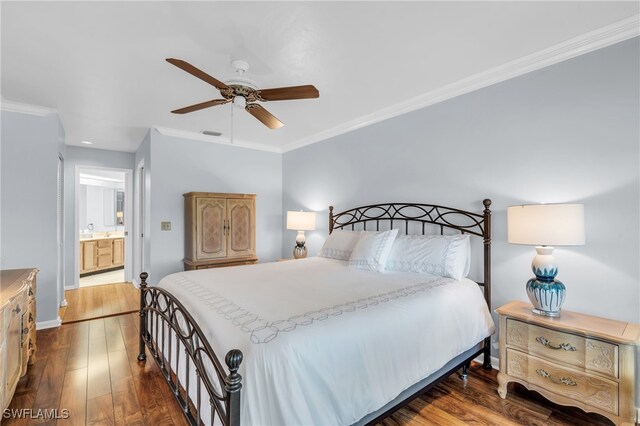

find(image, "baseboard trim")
[36,317,62,330]
[62,310,138,325]
[131,278,140,289]
[474,354,499,370]
[65,285,77,290]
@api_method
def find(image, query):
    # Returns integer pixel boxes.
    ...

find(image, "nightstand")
[496,301,639,426]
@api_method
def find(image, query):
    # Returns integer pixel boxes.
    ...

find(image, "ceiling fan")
[166,58,319,129]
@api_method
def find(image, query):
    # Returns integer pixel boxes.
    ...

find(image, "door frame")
[133,159,146,287]
[57,154,66,308]
[73,165,133,288]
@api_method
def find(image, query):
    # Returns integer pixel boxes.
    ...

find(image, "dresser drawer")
[97,254,112,268]
[506,348,619,415]
[97,239,112,248]
[506,319,619,379]
[97,246,112,256]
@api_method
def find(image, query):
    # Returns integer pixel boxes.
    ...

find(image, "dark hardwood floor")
[6,311,616,425]
[59,283,139,323]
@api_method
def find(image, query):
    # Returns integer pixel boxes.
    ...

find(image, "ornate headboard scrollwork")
[329,201,490,237]
[328,200,492,307]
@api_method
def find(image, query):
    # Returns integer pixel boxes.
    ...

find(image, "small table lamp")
[286,211,316,259]
[507,204,585,317]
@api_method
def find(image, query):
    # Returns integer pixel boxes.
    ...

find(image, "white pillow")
[385,234,471,280]
[348,229,399,272]
[318,230,363,260]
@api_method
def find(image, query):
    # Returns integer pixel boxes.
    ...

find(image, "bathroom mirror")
[116,190,124,225]
[103,188,116,226]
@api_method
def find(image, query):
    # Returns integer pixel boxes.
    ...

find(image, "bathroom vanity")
[80,235,124,275]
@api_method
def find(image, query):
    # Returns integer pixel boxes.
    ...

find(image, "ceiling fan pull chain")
[230,99,235,145]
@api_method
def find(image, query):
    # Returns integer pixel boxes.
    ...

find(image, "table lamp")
[286,211,316,259]
[507,204,585,317]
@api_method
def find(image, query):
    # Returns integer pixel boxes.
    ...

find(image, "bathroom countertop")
[79,235,124,242]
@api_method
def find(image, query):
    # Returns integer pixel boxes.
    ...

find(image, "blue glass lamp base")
[526,278,566,318]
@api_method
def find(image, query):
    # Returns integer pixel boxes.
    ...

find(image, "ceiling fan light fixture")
[233,96,247,109]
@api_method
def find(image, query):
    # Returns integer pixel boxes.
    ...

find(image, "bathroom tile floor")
[79,269,125,287]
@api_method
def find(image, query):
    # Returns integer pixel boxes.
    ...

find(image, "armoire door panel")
[227,199,256,257]
[196,198,227,260]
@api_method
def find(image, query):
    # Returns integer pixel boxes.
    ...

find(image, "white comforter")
[158,257,495,426]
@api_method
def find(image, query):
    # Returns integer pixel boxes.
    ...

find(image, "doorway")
[74,166,133,287]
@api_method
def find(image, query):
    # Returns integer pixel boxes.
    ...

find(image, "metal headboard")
[329,199,493,369]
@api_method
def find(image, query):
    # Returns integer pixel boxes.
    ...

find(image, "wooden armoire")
[183,192,258,270]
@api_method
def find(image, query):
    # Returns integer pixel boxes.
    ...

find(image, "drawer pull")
[536,336,576,351]
[12,305,21,315]
[536,368,577,386]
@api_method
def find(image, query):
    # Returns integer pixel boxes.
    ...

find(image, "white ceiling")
[2,2,638,153]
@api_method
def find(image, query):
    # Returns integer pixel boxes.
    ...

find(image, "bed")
[137,200,495,426]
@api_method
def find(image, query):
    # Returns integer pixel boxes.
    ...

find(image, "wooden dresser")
[497,301,639,426]
[1,268,37,412]
[183,192,258,270]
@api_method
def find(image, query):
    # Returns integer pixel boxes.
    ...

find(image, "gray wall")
[144,130,282,282]
[283,38,640,334]
[1,111,64,324]
[64,146,134,287]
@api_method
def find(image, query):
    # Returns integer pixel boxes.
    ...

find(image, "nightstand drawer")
[506,319,619,379]
[506,348,619,416]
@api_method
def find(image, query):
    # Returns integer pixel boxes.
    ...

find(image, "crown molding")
[281,15,640,153]
[1,98,56,116]
[153,126,282,153]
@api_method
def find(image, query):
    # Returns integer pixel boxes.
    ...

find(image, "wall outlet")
[161,221,171,231]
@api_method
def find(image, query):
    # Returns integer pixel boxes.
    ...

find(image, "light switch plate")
[161,221,171,231]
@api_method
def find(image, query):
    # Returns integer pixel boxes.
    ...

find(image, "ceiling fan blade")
[257,85,319,101]
[166,58,229,90]
[245,104,284,129]
[171,99,230,114]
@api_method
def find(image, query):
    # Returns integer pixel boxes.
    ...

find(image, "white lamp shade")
[286,211,316,231]
[507,204,585,246]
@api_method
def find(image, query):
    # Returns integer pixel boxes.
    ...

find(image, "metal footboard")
[137,272,242,426]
